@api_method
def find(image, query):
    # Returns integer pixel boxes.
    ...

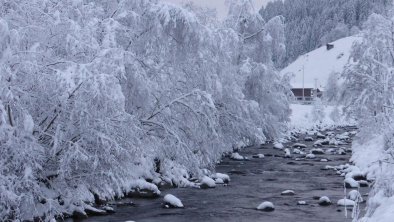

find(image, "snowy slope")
[281,36,362,89]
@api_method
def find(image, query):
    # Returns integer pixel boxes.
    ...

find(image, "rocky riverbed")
[70,126,369,222]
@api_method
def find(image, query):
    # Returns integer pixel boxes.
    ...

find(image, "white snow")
[273,142,284,149]
[215,178,224,184]
[305,154,316,159]
[230,152,245,160]
[164,194,184,208]
[297,201,307,205]
[211,173,230,183]
[293,148,303,154]
[292,143,307,148]
[128,179,161,196]
[200,176,216,188]
[257,201,275,211]
[318,196,331,205]
[351,135,385,180]
[364,194,394,222]
[281,190,295,195]
[254,154,265,158]
[281,36,362,89]
[284,148,291,158]
[337,198,356,206]
[289,104,352,132]
[348,190,363,202]
[344,178,360,188]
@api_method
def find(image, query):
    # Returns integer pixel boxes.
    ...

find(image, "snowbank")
[350,135,385,180]
[352,135,394,222]
[289,104,353,132]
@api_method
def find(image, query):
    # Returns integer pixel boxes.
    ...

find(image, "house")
[291,88,323,101]
[326,43,334,51]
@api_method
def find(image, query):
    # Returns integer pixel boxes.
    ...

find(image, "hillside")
[281,36,362,89]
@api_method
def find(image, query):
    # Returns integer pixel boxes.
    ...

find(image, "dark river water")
[71,127,368,222]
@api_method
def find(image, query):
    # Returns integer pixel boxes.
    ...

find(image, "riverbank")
[70,126,368,222]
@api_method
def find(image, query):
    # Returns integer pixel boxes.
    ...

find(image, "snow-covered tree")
[0,0,291,220]
[324,72,340,103]
[341,13,394,125]
[340,10,394,221]
[312,98,325,123]
[259,0,392,66]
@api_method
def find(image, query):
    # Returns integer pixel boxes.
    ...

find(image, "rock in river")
[318,196,332,206]
[163,194,184,208]
[257,201,275,212]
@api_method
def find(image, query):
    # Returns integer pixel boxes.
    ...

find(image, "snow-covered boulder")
[163,194,184,208]
[274,142,284,149]
[337,198,356,206]
[84,205,108,216]
[281,190,295,196]
[336,148,346,155]
[215,178,224,184]
[230,152,245,161]
[311,148,325,155]
[346,171,367,181]
[326,148,337,154]
[292,143,307,148]
[316,132,326,139]
[314,139,330,147]
[306,131,315,136]
[284,148,292,158]
[297,201,307,205]
[320,159,329,162]
[344,178,360,188]
[211,173,230,184]
[252,154,265,159]
[328,138,338,145]
[318,196,332,206]
[304,136,314,142]
[127,180,161,198]
[200,176,216,189]
[257,201,275,212]
[306,154,316,159]
[293,148,303,154]
[102,206,115,214]
[324,165,335,170]
[348,190,363,203]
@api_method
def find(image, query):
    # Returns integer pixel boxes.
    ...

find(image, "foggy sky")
[161,0,271,18]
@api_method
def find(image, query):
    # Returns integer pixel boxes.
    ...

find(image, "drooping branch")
[7,104,14,127]
[243,28,265,42]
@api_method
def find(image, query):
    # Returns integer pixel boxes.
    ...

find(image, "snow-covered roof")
[281,36,362,89]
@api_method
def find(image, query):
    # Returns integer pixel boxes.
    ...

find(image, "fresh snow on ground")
[351,135,394,221]
[351,135,385,180]
[281,36,362,89]
[289,104,351,132]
